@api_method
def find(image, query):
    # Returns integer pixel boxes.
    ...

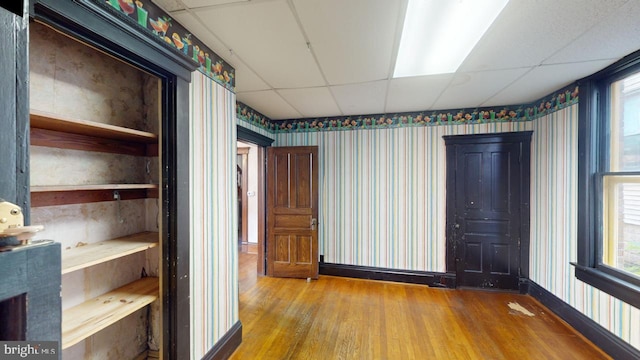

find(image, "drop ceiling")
[153,0,640,120]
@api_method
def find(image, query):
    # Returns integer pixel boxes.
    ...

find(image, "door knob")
[454,223,460,229]
[311,218,317,230]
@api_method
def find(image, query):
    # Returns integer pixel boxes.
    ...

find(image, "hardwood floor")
[232,252,610,360]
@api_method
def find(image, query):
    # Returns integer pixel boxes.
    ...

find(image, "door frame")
[444,131,532,290]
[237,126,274,275]
[237,147,250,245]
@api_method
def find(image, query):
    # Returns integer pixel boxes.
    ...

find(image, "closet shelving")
[30,105,161,351]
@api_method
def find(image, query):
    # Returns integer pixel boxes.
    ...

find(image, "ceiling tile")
[330,81,387,116]
[433,68,529,110]
[151,0,185,12]
[181,0,248,8]
[173,10,269,92]
[545,0,640,64]
[277,87,341,118]
[293,0,402,85]
[237,90,302,120]
[164,0,640,119]
[171,11,233,64]
[233,61,270,92]
[385,74,453,113]
[459,0,629,72]
[485,60,617,106]
[193,0,325,89]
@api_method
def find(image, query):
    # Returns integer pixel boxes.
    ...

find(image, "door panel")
[464,241,483,272]
[457,143,519,289]
[274,214,312,229]
[445,133,531,290]
[267,146,318,279]
[491,152,510,211]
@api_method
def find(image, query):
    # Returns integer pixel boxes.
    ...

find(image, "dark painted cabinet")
[0,4,30,216]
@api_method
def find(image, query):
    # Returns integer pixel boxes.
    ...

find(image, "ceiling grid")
[153,0,640,120]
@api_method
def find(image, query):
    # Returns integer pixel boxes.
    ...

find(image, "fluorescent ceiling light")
[393,0,510,78]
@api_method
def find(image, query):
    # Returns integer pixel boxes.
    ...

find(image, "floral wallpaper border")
[236,101,273,129]
[95,0,235,91]
[237,84,579,134]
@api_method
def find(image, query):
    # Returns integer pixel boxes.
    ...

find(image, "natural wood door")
[445,132,531,290]
[266,146,318,279]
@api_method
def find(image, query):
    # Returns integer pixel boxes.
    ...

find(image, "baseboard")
[518,277,530,294]
[319,257,455,288]
[201,321,243,360]
[528,280,640,360]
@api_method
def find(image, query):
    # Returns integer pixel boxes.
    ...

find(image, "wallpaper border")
[92,0,236,91]
[238,85,578,134]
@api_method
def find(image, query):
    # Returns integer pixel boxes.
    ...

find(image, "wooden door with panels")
[444,132,531,291]
[266,146,319,279]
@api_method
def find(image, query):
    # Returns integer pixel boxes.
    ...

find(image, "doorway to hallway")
[237,141,260,255]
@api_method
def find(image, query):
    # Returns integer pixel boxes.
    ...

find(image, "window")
[603,73,640,277]
[575,50,640,308]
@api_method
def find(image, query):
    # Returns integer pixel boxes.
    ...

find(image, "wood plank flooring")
[232,252,610,360]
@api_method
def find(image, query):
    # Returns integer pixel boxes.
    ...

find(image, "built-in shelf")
[62,276,159,349]
[30,110,158,156]
[31,184,159,207]
[31,184,158,192]
[62,232,159,274]
[30,110,157,142]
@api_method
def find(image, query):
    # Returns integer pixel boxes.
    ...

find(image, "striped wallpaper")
[530,105,640,350]
[276,121,532,271]
[276,105,639,351]
[189,71,239,359]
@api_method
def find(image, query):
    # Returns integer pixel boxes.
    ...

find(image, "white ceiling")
[153,0,640,120]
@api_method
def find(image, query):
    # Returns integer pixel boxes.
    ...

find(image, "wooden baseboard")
[528,280,640,360]
[319,257,456,288]
[201,321,242,360]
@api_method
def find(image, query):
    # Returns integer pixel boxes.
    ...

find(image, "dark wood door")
[445,132,531,290]
[266,146,319,279]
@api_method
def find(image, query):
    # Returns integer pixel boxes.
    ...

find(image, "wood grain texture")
[30,110,157,143]
[61,231,159,274]
[232,252,611,360]
[31,184,158,192]
[62,276,158,349]
[267,146,318,279]
[31,185,158,207]
[31,127,149,155]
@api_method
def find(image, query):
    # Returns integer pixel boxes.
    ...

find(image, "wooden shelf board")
[62,277,159,349]
[31,127,152,156]
[31,186,158,207]
[31,184,158,192]
[62,231,159,274]
[30,109,157,143]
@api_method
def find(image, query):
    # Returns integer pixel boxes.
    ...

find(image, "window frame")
[575,49,640,309]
